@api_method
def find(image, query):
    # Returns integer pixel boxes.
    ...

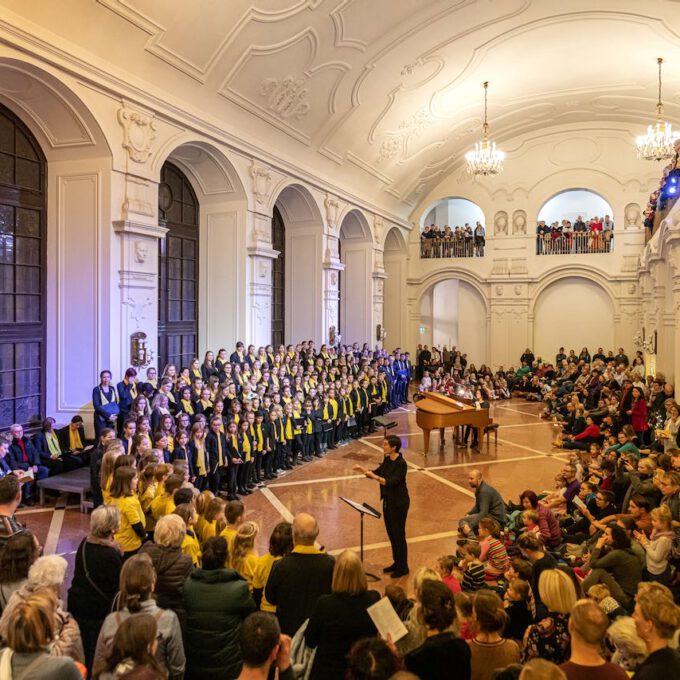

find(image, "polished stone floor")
[23,399,569,594]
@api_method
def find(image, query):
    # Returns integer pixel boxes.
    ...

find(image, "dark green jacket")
[183,567,256,679]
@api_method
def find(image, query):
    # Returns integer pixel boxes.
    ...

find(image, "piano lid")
[415,391,474,414]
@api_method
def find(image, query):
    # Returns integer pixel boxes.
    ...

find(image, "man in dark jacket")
[265,512,335,636]
[459,469,506,533]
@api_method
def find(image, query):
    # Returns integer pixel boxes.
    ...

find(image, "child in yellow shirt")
[200,497,226,544]
[229,521,259,591]
[253,521,293,612]
[195,490,215,541]
[150,474,183,521]
[219,499,245,553]
[175,502,202,566]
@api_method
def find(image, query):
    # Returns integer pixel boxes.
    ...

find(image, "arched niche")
[533,275,615,360]
[158,141,248,356]
[420,196,485,230]
[273,183,324,344]
[418,278,488,363]
[339,209,372,345]
[537,189,613,225]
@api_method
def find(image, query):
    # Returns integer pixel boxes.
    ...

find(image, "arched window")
[536,189,614,255]
[158,162,199,370]
[0,104,47,429]
[271,206,285,347]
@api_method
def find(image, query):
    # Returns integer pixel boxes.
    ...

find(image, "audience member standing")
[265,512,334,636]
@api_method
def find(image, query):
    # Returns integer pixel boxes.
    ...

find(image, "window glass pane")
[168,237,181,258]
[0,400,14,429]
[182,302,195,321]
[15,295,40,322]
[0,344,13,371]
[182,203,196,225]
[183,280,195,301]
[15,208,40,237]
[14,237,39,265]
[15,342,40,369]
[15,396,40,426]
[0,294,14,322]
[182,260,194,280]
[15,266,39,294]
[0,115,13,153]
[169,301,181,322]
[183,239,196,259]
[168,258,181,278]
[0,371,14,398]
[0,205,13,235]
[0,264,13,292]
[15,158,40,190]
[15,129,38,161]
[0,233,14,264]
[169,279,181,300]
[0,152,13,184]
[15,369,40,396]
[165,201,181,223]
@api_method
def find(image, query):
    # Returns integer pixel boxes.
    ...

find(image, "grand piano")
[415,391,493,454]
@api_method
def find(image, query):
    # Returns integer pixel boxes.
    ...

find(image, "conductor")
[354,434,409,577]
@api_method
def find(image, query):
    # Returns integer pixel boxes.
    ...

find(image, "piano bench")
[484,422,499,445]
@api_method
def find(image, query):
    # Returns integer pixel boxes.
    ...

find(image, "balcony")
[420,236,485,259]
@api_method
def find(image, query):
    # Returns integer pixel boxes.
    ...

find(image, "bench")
[37,468,92,513]
[484,422,499,445]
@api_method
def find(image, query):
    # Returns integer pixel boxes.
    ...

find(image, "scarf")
[194,440,206,476]
[69,427,83,451]
[181,399,194,415]
[46,432,61,459]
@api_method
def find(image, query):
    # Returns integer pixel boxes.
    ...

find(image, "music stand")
[372,415,397,439]
[340,496,381,581]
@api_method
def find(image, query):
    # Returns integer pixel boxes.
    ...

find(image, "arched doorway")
[0,103,47,429]
[271,206,285,347]
[158,161,199,370]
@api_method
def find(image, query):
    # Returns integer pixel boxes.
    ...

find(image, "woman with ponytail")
[468,590,520,680]
[93,553,185,680]
[405,579,471,680]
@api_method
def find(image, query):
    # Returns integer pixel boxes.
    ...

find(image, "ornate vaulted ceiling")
[3,0,680,218]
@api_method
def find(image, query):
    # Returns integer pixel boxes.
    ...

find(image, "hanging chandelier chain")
[657,57,664,116]
[483,81,489,137]
[466,79,504,176]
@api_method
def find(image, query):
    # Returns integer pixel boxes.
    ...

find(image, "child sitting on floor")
[437,554,462,594]
[459,540,485,592]
[503,578,533,641]
[453,592,474,640]
[521,509,541,540]
[478,517,510,582]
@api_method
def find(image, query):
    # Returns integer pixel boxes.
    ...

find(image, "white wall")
[432,280,459,347]
[341,243,372,345]
[424,197,485,229]
[458,283,487,362]
[384,253,406,347]
[533,277,614,360]
[537,189,613,224]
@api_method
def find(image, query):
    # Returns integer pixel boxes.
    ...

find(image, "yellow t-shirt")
[201,520,217,544]
[233,551,259,591]
[138,483,157,514]
[195,515,208,542]
[219,526,238,553]
[102,476,113,506]
[112,495,145,552]
[151,494,175,521]
[252,553,282,612]
[181,531,202,566]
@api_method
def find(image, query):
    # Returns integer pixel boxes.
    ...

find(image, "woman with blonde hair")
[522,569,576,664]
[228,521,259,590]
[0,589,82,679]
[305,549,380,680]
[100,447,122,505]
[606,617,648,673]
[109,466,146,559]
[194,490,214,540]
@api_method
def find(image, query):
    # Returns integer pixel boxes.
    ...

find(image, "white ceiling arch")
[4,1,680,217]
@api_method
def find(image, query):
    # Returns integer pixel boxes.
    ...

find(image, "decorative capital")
[250,162,272,206]
[325,195,340,231]
[118,107,157,163]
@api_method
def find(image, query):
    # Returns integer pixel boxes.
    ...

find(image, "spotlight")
[661,168,680,203]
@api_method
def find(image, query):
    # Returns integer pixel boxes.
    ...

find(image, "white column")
[246,210,277,346]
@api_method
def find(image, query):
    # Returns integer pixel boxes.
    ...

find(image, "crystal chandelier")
[636,57,680,161]
[466,81,505,176]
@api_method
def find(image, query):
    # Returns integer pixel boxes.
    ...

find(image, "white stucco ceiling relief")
[2,1,680,219]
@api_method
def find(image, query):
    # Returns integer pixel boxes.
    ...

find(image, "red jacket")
[631,399,648,431]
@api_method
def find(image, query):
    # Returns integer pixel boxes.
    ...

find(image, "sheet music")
[367,597,408,642]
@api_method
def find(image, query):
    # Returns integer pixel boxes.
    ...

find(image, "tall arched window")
[158,162,199,370]
[271,206,285,347]
[0,104,47,429]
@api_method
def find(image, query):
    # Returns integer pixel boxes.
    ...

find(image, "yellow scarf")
[195,440,206,476]
[167,435,174,453]
[255,424,264,451]
[201,399,212,410]
[192,369,202,379]
[292,408,302,434]
[46,432,61,459]
[181,399,194,415]
[231,434,238,451]
[284,417,293,440]
[274,420,285,444]
[241,433,251,462]
[69,427,83,450]
[217,434,224,466]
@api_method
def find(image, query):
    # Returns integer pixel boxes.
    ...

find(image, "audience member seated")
[7,424,48,505]
[0,475,24,549]
[0,530,39,613]
[236,611,294,680]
